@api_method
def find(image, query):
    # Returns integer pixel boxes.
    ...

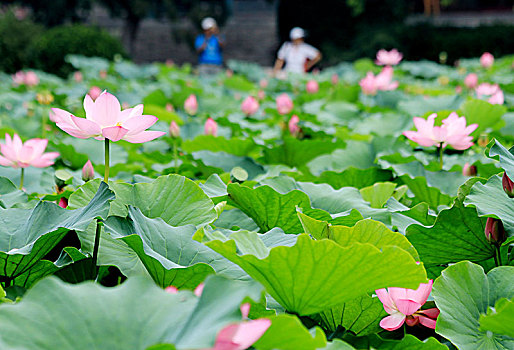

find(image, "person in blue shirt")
[195,17,225,75]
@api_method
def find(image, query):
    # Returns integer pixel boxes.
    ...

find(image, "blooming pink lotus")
[50,91,166,143]
[0,134,59,169]
[375,280,439,331]
[480,52,494,68]
[475,83,504,105]
[289,115,300,137]
[205,118,218,136]
[241,96,259,116]
[88,86,102,101]
[464,73,478,89]
[360,66,399,95]
[403,112,477,150]
[376,49,403,66]
[276,93,293,115]
[306,80,319,93]
[12,71,39,87]
[184,94,198,115]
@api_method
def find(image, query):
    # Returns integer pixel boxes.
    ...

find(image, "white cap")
[201,17,217,30]
[290,27,305,40]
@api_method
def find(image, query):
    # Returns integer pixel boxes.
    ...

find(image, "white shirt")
[277,42,319,74]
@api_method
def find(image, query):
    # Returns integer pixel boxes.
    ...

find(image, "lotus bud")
[257,90,265,100]
[88,86,102,101]
[58,197,68,208]
[259,79,268,89]
[276,93,293,115]
[165,286,178,294]
[480,52,494,68]
[289,115,300,137]
[24,71,39,87]
[241,96,259,116]
[485,217,506,244]
[464,73,478,89]
[306,80,319,93]
[462,163,477,177]
[82,160,95,182]
[184,94,198,115]
[165,103,174,112]
[169,121,180,138]
[502,172,514,198]
[99,70,107,79]
[74,71,83,83]
[331,74,339,85]
[204,117,218,136]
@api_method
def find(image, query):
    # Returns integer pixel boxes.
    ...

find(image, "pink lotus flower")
[289,115,300,137]
[480,52,494,68]
[50,91,166,143]
[475,83,504,105]
[166,103,174,112]
[462,162,477,177]
[82,160,95,182]
[403,112,478,150]
[0,134,59,168]
[58,197,68,208]
[331,74,339,85]
[205,118,218,136]
[276,93,293,115]
[169,121,180,138]
[74,71,83,83]
[184,94,198,115]
[464,73,478,89]
[375,280,439,331]
[360,66,399,95]
[306,80,319,93]
[241,96,259,115]
[257,90,265,100]
[12,71,39,87]
[165,283,204,297]
[88,86,102,101]
[485,217,506,244]
[376,49,403,66]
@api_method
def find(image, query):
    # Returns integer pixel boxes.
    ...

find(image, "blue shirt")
[195,35,223,65]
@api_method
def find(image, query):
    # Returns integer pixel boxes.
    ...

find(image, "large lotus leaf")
[68,179,132,217]
[432,262,514,349]
[204,232,427,315]
[488,139,514,180]
[0,176,27,208]
[260,177,390,224]
[359,182,397,208]
[307,141,377,176]
[69,175,217,227]
[227,183,328,234]
[103,206,247,288]
[0,166,55,194]
[182,135,260,157]
[253,314,327,350]
[262,137,345,168]
[459,99,507,136]
[192,150,265,180]
[386,198,436,234]
[0,275,263,350]
[0,182,113,287]
[464,175,514,235]
[298,215,418,259]
[313,167,392,189]
[479,298,514,338]
[317,293,386,336]
[398,94,462,116]
[352,112,412,137]
[368,334,448,349]
[199,174,228,199]
[407,200,493,275]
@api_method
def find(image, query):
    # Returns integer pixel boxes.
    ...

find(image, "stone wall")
[86,0,278,66]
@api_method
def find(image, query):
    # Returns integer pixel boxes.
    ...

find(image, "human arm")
[273,58,285,74]
[305,52,322,71]
[195,36,207,53]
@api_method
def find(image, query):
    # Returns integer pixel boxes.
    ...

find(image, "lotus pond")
[0,53,513,349]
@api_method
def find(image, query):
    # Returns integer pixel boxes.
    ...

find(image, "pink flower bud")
[241,96,259,115]
[464,73,478,89]
[204,117,218,136]
[88,86,102,101]
[462,162,477,176]
[58,197,68,208]
[276,93,293,115]
[502,172,514,198]
[99,70,108,79]
[169,121,180,138]
[306,80,319,94]
[259,79,268,88]
[165,103,174,112]
[485,217,505,244]
[455,86,463,94]
[24,71,39,87]
[184,94,198,115]
[331,74,339,85]
[165,286,178,294]
[82,160,95,182]
[480,52,494,68]
[74,71,83,83]
[289,115,300,137]
[257,90,265,100]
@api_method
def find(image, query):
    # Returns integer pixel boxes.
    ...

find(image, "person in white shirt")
[273,27,322,75]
